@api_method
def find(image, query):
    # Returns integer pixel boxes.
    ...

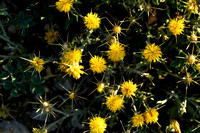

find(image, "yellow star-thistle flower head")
[32,127,47,133]
[89,55,107,74]
[89,116,107,133]
[188,54,196,64]
[169,18,185,36]
[196,63,200,71]
[113,25,121,34]
[187,0,198,14]
[121,80,137,97]
[66,62,85,80]
[44,28,59,44]
[105,94,124,112]
[132,113,145,127]
[144,108,159,124]
[55,0,74,13]
[107,42,125,62]
[62,47,82,65]
[30,56,45,73]
[96,83,105,93]
[142,43,162,63]
[84,11,101,30]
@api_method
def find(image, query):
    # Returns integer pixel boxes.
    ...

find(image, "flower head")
[132,113,145,127]
[105,95,124,112]
[196,63,200,71]
[44,28,59,44]
[66,62,85,80]
[144,108,159,124]
[96,83,105,93]
[187,0,198,13]
[113,26,121,34]
[62,47,82,65]
[30,56,45,73]
[32,127,47,133]
[84,11,101,30]
[121,80,137,97]
[55,0,74,13]
[89,116,107,133]
[188,55,196,64]
[169,19,185,36]
[142,43,162,62]
[89,55,107,73]
[107,42,125,62]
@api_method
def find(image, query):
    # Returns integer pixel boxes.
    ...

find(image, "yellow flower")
[32,127,47,133]
[89,116,107,133]
[121,80,137,97]
[142,43,162,62]
[96,83,105,93]
[196,63,200,71]
[169,19,185,36]
[89,55,107,73]
[55,0,74,13]
[171,119,181,133]
[107,42,125,62]
[62,48,82,65]
[66,62,85,80]
[105,95,124,112]
[84,11,101,30]
[44,28,59,44]
[30,56,45,73]
[188,55,196,64]
[187,0,198,13]
[144,108,159,124]
[132,113,145,127]
[113,26,121,34]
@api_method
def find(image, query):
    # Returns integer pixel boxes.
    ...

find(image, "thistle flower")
[188,55,196,64]
[113,25,121,34]
[89,116,107,133]
[169,19,185,36]
[107,42,125,62]
[187,0,198,14]
[121,80,137,97]
[66,62,85,80]
[55,0,74,13]
[84,11,101,30]
[32,127,47,133]
[144,108,159,124]
[30,57,45,73]
[96,83,105,93]
[44,28,59,44]
[62,47,82,65]
[105,95,124,112]
[89,55,107,73]
[142,43,162,63]
[196,63,200,71]
[132,113,145,127]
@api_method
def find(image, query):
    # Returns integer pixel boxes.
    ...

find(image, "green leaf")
[65,17,75,30]
[11,88,19,97]
[0,72,9,80]
[15,83,26,92]
[6,65,14,74]
[3,82,12,90]
[34,77,45,85]
[20,15,33,28]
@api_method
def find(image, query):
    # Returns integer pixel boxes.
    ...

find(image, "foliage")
[0,0,200,132]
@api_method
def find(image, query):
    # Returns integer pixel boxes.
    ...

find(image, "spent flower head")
[44,28,59,44]
[187,0,198,14]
